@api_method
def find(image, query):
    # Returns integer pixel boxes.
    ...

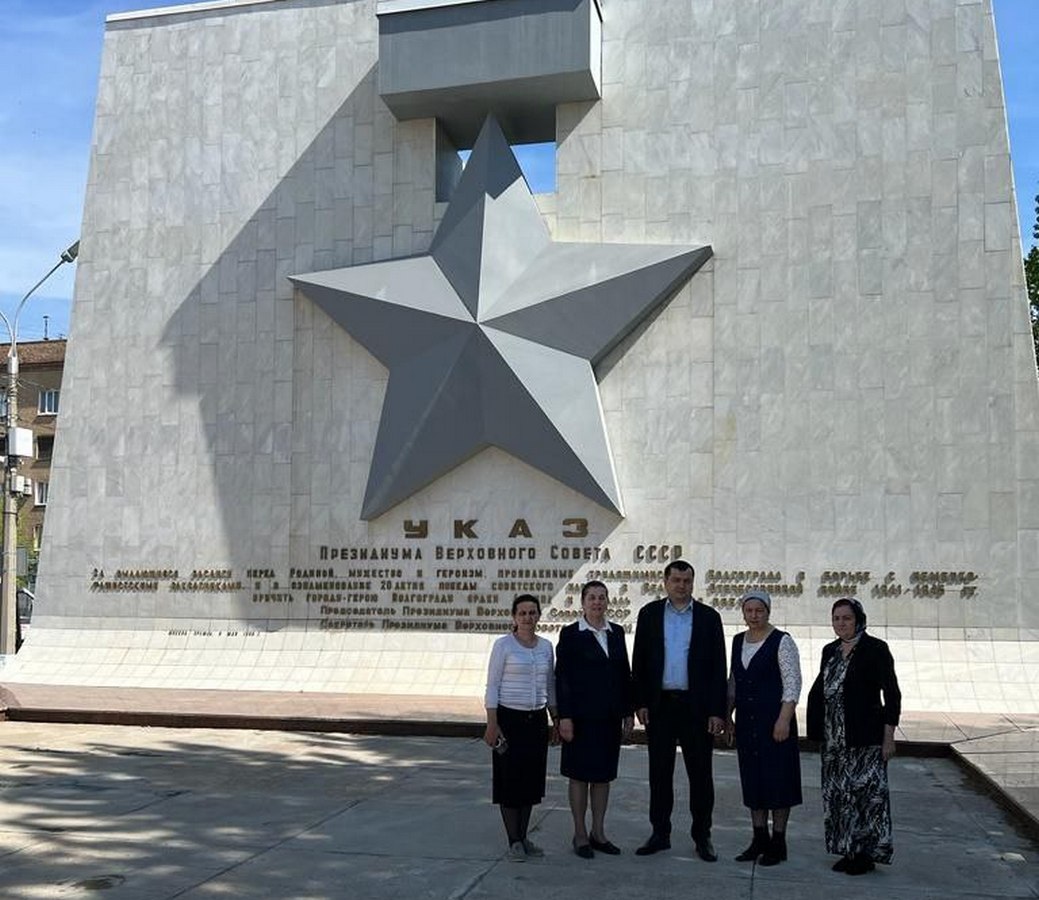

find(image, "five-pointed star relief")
[291,117,712,520]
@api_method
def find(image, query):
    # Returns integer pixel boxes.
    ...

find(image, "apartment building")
[0,339,65,587]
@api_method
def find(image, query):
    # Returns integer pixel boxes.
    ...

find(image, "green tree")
[1026,192,1039,367]
[15,502,37,590]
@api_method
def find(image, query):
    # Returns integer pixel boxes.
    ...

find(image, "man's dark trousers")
[646,690,714,840]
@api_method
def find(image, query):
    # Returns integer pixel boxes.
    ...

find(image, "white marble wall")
[7,0,1038,714]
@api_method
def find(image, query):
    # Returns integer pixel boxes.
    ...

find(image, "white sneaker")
[507,841,527,862]
[522,838,544,857]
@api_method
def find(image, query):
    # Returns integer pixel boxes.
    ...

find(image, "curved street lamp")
[0,239,79,656]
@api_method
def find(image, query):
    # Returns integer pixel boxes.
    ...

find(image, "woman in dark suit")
[807,598,901,876]
[555,580,634,858]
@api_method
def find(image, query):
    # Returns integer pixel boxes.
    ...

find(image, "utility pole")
[0,240,78,656]
[2,350,20,654]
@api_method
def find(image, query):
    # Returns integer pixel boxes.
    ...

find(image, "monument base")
[3,626,1034,715]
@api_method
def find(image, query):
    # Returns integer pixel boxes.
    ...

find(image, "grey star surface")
[291,117,712,520]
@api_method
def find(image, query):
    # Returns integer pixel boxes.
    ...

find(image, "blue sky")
[1,0,1036,340]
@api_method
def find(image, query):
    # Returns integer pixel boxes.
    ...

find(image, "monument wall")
[6,0,1039,713]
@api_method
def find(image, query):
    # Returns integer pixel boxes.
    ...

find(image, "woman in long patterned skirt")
[807,598,901,876]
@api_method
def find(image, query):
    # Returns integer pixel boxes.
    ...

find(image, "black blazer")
[806,633,901,747]
[555,621,634,721]
[631,599,728,721]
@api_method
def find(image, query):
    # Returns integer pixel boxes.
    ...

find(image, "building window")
[34,481,48,507]
[0,395,6,419]
[32,524,43,552]
[38,389,59,415]
[36,435,54,461]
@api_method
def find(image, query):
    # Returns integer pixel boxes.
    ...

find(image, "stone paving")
[0,721,1034,899]
[4,683,1039,838]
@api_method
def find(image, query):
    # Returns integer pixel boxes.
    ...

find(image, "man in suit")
[631,560,727,860]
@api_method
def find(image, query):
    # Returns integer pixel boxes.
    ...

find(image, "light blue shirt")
[662,599,693,690]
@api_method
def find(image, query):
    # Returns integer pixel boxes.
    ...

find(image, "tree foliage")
[1027,192,1039,368]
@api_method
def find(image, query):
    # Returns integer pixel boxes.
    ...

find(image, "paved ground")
[4,683,1038,837]
[0,721,1034,899]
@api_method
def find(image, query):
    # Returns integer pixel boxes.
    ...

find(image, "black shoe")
[635,833,671,856]
[589,836,621,855]
[693,836,717,862]
[845,853,875,875]
[832,855,852,872]
[734,826,769,862]
[759,831,786,866]
[573,839,594,859]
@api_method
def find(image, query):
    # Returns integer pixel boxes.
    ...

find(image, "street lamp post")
[0,240,79,656]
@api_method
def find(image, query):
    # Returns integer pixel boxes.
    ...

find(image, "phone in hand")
[493,734,508,755]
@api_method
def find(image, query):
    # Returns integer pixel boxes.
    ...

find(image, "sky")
[0,0,1036,341]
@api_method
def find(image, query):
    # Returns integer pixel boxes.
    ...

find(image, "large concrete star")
[291,117,712,520]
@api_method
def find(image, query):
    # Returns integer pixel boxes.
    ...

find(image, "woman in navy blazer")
[556,581,634,858]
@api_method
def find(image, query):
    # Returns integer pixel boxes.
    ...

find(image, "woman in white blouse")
[725,589,803,866]
[484,594,558,862]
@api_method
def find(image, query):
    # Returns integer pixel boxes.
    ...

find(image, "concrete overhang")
[377,0,603,147]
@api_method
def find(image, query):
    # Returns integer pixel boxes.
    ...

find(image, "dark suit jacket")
[631,599,728,722]
[555,620,634,721]
[806,632,901,747]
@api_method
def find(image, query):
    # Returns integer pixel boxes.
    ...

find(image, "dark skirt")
[492,705,549,807]
[735,714,803,810]
[560,716,623,783]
